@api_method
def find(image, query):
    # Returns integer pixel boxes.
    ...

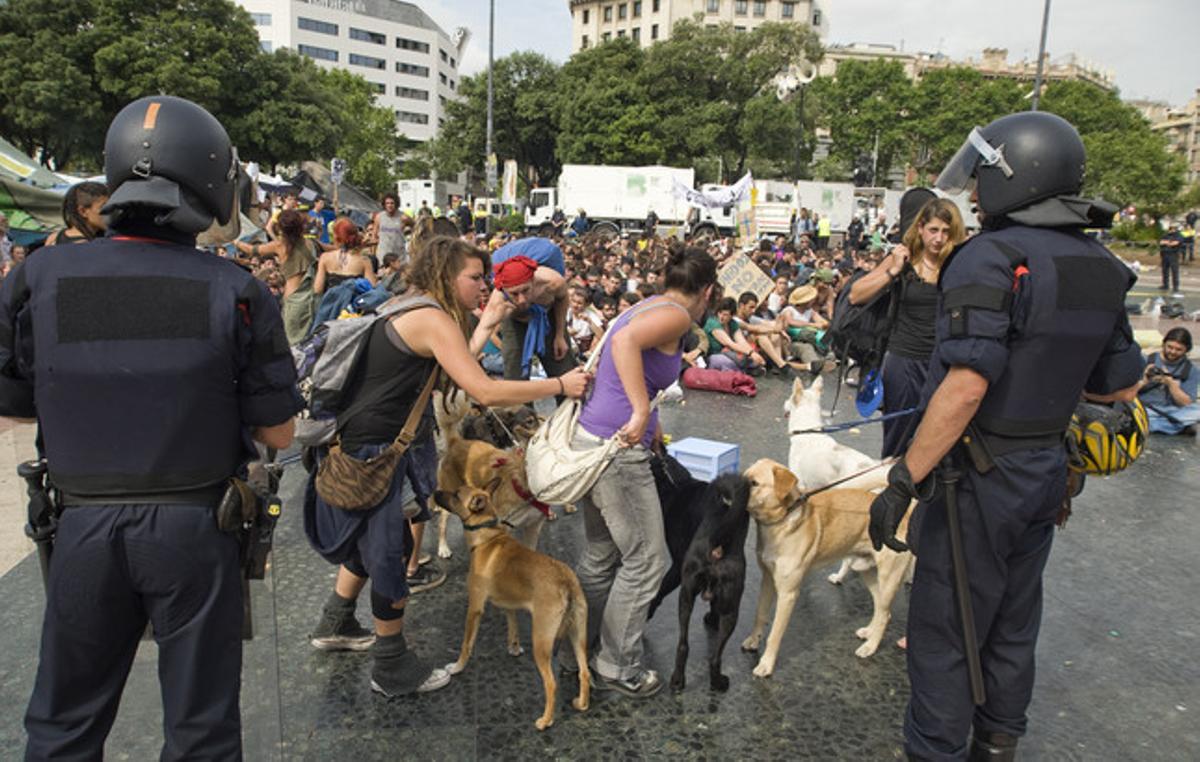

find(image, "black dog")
[649,453,751,692]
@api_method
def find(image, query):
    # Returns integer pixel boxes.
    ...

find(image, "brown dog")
[435,405,549,562]
[434,483,589,731]
[740,458,914,677]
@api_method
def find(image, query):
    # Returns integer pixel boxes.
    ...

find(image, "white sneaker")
[417,666,452,693]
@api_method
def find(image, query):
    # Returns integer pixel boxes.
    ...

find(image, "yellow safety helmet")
[1067,399,1148,476]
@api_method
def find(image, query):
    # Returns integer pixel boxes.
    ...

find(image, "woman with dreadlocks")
[303,235,591,698]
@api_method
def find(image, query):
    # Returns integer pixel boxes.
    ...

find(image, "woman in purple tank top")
[572,247,717,696]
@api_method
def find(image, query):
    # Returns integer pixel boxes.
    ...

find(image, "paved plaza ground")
[0,264,1197,760]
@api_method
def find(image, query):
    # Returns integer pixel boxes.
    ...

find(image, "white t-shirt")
[568,305,604,339]
[782,305,816,325]
[767,291,787,316]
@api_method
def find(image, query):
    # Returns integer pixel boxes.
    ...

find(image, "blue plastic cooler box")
[666,437,740,482]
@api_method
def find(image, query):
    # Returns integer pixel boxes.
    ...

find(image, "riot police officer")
[0,96,302,760]
[868,112,1145,761]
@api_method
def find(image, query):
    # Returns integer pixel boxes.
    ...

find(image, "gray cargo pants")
[572,433,669,681]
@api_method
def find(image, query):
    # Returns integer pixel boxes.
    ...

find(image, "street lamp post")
[485,0,495,195]
[1031,0,1051,111]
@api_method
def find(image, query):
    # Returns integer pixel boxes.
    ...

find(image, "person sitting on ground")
[779,285,829,373]
[377,253,407,295]
[618,291,642,313]
[315,218,377,295]
[44,181,109,246]
[704,297,766,375]
[766,274,791,317]
[734,291,797,377]
[1138,327,1200,435]
[567,285,605,356]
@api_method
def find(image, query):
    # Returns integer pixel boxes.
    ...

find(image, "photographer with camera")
[1139,327,1200,435]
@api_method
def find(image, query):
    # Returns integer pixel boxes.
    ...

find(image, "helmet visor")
[935,127,1014,195]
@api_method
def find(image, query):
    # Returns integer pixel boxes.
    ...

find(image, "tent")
[290,161,381,218]
[0,136,67,245]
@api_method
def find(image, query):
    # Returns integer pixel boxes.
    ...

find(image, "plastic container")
[666,437,740,482]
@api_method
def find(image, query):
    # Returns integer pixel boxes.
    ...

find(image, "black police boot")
[370,632,451,697]
[968,729,1018,761]
[310,592,375,652]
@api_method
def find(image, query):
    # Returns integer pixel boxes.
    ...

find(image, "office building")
[238,0,468,141]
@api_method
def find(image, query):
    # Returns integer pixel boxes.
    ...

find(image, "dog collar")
[511,478,551,517]
[462,517,502,532]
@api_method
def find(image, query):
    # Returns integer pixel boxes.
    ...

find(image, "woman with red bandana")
[488,238,574,387]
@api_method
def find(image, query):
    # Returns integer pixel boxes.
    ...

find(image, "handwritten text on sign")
[718,253,774,304]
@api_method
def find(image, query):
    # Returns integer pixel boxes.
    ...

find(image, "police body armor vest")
[949,226,1131,438]
[18,238,264,496]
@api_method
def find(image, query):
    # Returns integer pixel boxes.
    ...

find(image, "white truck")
[396,177,466,215]
[747,179,798,237]
[525,164,695,237]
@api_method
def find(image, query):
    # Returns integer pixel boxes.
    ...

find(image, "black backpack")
[826,270,901,379]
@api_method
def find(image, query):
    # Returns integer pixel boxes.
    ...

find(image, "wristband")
[557,377,564,395]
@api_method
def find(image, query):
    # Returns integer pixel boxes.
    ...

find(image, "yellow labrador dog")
[740,458,913,677]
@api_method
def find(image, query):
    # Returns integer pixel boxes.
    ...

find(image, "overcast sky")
[423,0,1198,106]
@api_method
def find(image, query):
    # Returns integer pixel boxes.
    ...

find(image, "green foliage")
[423,51,561,187]
[909,67,1025,177]
[1041,81,1185,211]
[495,212,526,233]
[1111,221,1164,243]
[808,59,914,183]
[638,20,823,176]
[0,0,403,187]
[556,40,662,166]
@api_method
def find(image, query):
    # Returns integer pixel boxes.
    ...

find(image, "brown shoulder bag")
[314,370,438,511]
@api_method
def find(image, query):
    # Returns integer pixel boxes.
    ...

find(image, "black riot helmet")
[103,96,237,235]
[935,111,1086,217]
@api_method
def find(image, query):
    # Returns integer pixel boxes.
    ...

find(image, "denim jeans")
[572,431,669,680]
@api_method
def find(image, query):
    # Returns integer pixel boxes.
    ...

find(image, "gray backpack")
[291,294,440,447]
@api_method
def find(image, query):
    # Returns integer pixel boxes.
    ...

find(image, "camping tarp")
[291,162,381,216]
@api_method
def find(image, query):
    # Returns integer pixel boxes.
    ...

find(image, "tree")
[0,0,107,169]
[0,0,405,185]
[555,40,664,167]
[909,67,1025,179]
[807,59,914,185]
[424,51,561,187]
[1041,81,1185,211]
[225,51,346,173]
[639,19,823,177]
[315,67,410,197]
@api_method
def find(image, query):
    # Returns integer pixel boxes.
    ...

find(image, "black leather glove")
[869,460,922,553]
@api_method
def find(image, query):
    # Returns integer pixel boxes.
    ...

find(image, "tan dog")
[740,458,913,677]
[435,403,548,561]
[434,483,589,731]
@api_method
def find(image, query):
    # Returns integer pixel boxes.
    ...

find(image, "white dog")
[784,375,890,584]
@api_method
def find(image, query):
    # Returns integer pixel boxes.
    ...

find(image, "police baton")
[939,455,987,706]
[18,459,57,592]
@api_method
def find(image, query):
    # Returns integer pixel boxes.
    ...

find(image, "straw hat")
[789,285,818,305]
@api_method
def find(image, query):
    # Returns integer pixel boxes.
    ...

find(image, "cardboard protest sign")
[718,252,774,303]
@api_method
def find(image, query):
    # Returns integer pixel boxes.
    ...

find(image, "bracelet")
[557,377,564,395]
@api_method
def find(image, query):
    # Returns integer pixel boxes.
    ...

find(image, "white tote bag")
[525,300,680,505]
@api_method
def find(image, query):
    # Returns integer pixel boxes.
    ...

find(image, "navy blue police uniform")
[903,222,1144,760]
[0,234,302,760]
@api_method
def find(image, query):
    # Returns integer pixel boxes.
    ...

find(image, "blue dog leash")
[789,406,918,435]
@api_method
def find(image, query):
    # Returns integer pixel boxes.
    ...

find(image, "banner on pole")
[671,171,753,209]
[501,159,518,205]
